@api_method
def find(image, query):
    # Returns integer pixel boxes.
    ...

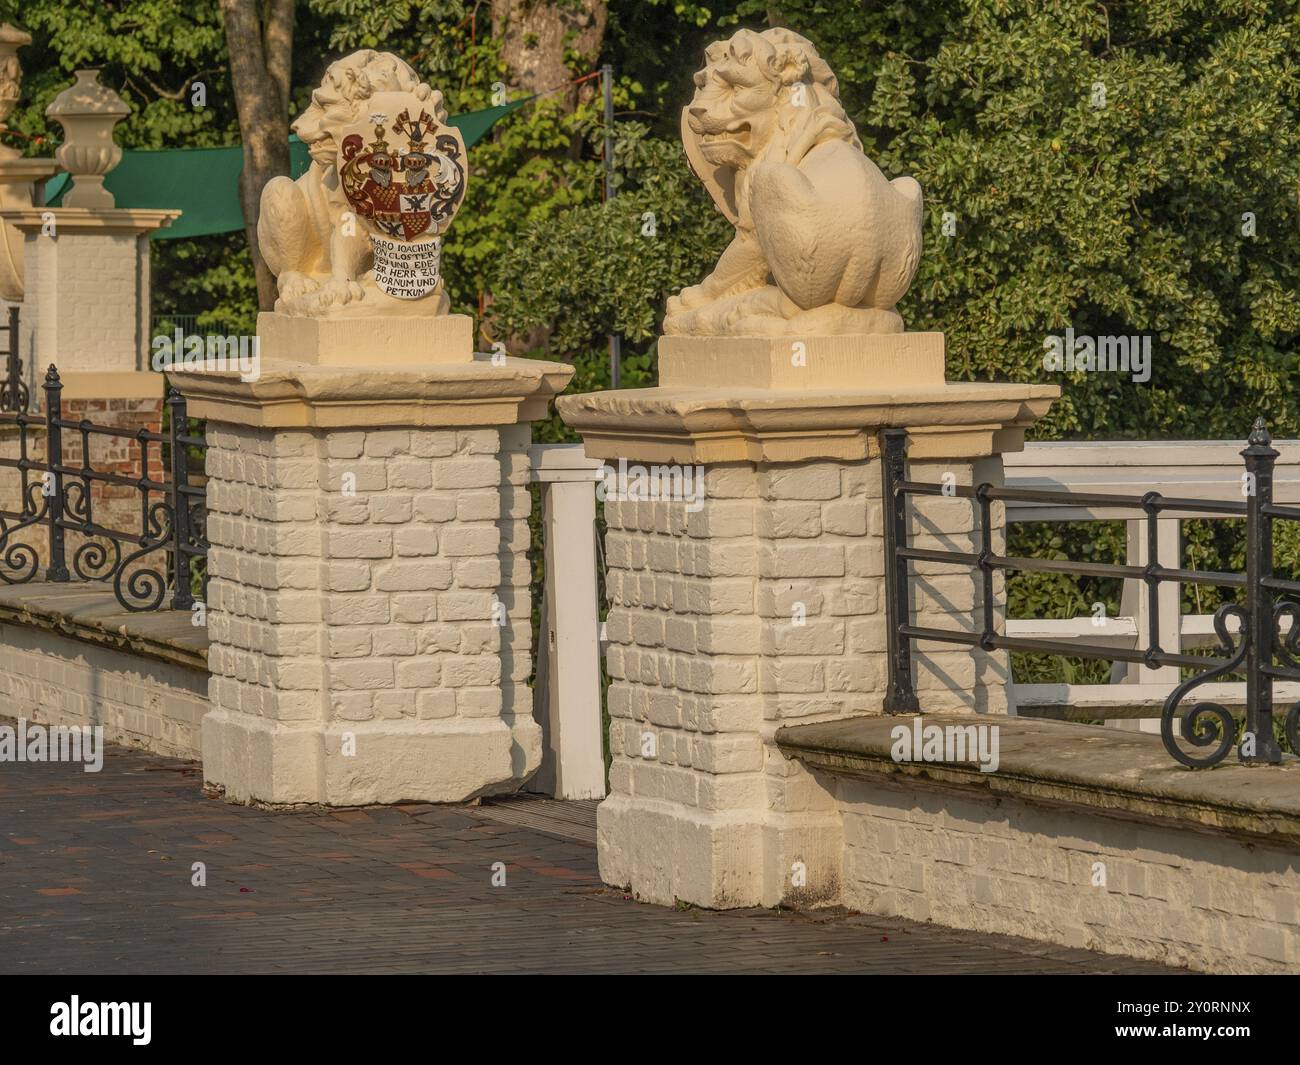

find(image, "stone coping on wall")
[0,581,206,673]
[776,713,1300,849]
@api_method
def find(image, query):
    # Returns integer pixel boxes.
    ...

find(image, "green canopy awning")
[42,98,528,241]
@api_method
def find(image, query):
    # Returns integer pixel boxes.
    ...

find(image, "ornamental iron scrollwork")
[1159,603,1246,769]
[0,365,208,612]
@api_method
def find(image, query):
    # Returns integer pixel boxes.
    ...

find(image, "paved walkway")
[0,739,1179,974]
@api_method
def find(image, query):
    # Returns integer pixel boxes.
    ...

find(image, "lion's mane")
[291,50,447,167]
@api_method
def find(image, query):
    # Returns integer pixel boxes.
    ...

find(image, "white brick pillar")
[0,208,177,388]
[171,357,571,805]
[558,334,1056,907]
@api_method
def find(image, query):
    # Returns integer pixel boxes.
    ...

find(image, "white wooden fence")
[1003,439,1300,724]
[528,438,1300,794]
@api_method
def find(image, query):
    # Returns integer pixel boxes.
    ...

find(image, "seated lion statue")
[257,50,453,318]
[664,28,923,337]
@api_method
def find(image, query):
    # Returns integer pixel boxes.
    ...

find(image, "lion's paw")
[278,271,320,302]
[320,278,366,307]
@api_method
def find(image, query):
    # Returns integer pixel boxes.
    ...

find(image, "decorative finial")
[1248,416,1271,447]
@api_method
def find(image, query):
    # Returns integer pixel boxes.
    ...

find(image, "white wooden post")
[529,445,606,799]
[1111,517,1180,688]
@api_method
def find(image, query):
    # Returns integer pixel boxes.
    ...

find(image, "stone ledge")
[775,713,1300,849]
[0,581,207,673]
[557,381,1058,464]
[170,354,573,429]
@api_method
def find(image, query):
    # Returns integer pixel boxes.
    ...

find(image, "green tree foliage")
[2,0,338,329]
[9,0,1300,673]
[861,0,1300,442]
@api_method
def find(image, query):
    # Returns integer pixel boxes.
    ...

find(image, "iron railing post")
[881,428,919,713]
[42,365,68,581]
[166,388,194,610]
[1242,417,1282,763]
[1142,492,1163,672]
[976,483,995,647]
[2,306,20,411]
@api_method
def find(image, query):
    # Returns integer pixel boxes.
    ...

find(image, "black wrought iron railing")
[881,418,1300,769]
[0,364,207,612]
[0,306,25,412]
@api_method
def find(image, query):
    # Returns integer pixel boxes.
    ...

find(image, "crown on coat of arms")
[392,109,436,151]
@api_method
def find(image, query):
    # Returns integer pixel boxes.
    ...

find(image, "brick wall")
[837,775,1300,974]
[0,620,206,759]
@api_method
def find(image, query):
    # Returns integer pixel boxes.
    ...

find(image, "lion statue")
[664,28,923,336]
[257,50,460,318]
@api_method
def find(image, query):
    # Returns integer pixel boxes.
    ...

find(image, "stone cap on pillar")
[0,157,61,191]
[557,379,1059,465]
[256,310,475,366]
[562,328,1058,464]
[0,206,180,237]
[169,354,574,429]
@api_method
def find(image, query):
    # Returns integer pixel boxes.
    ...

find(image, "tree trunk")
[219,0,295,312]
[490,0,607,106]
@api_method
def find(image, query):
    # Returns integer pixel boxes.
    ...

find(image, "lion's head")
[684,28,859,173]
[292,50,447,169]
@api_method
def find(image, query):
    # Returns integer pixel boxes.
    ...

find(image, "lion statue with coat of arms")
[664,28,923,336]
[257,50,467,317]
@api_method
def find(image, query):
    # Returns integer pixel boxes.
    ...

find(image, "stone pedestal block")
[558,341,1056,908]
[255,311,475,366]
[171,355,571,805]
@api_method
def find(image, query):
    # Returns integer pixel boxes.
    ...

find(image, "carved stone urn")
[46,69,130,209]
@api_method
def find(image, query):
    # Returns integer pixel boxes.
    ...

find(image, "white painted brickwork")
[24,232,145,372]
[201,420,538,803]
[0,621,206,759]
[598,455,1010,907]
[838,777,1300,974]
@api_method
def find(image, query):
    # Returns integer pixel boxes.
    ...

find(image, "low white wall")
[836,776,1300,974]
[0,620,207,760]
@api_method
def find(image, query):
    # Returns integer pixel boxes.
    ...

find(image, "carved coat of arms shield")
[337,91,468,299]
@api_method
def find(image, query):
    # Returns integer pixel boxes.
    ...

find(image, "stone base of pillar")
[201,710,529,805]
[597,793,844,908]
[559,342,1056,908]
[173,354,571,807]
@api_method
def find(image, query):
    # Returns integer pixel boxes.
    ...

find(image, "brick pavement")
[0,736,1181,974]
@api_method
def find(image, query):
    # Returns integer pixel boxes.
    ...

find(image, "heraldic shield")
[338,91,468,244]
